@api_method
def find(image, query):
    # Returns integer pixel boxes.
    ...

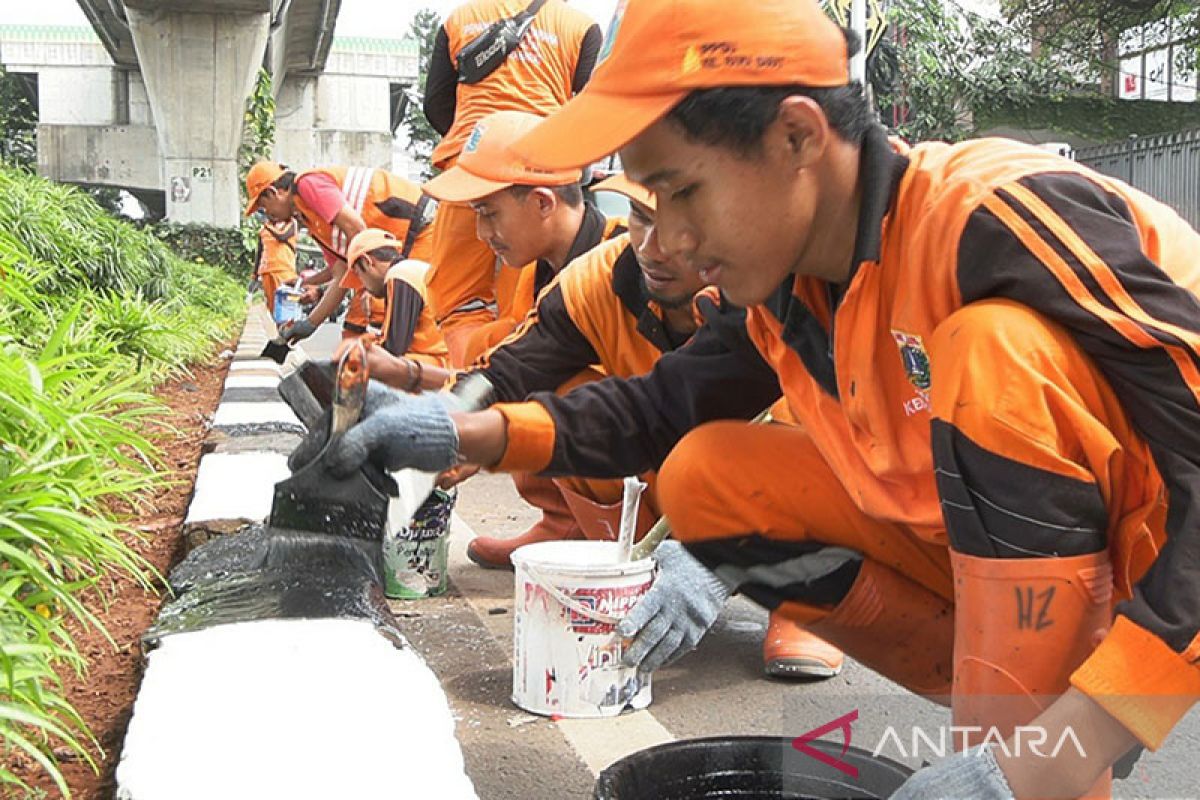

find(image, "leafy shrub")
[0,165,245,794]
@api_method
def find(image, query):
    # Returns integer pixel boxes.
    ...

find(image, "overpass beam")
[126,8,269,227]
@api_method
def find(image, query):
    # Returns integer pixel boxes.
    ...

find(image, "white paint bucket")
[511,541,655,718]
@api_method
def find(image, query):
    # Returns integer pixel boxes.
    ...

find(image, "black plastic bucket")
[592,736,912,800]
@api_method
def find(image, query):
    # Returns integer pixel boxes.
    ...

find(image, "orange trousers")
[425,199,500,367]
[260,271,295,315]
[658,301,1165,770]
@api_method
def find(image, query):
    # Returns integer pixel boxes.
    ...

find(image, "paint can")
[382,488,456,599]
[511,541,655,718]
[272,286,304,326]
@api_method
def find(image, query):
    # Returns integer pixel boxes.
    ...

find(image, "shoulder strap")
[400,195,433,259]
[518,0,549,22]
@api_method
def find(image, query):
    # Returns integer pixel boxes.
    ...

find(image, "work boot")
[763,611,844,679]
[466,473,582,569]
[952,550,1113,798]
[557,481,658,542]
[804,559,955,698]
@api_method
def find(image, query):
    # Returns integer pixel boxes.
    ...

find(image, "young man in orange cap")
[312,0,1200,795]
[424,110,627,366]
[423,0,602,367]
[338,228,451,391]
[245,161,435,344]
[422,109,627,570]
[253,216,300,314]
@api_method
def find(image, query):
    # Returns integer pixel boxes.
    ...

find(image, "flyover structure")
[0,0,418,226]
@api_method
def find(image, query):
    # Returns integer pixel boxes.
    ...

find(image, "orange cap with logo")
[341,229,399,290]
[592,173,655,211]
[245,160,287,216]
[512,0,849,170]
[422,110,584,203]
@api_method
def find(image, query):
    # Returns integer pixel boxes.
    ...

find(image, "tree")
[402,8,444,177]
[876,0,1080,142]
[0,67,37,169]
[238,68,277,249]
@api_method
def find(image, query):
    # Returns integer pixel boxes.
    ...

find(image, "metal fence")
[1075,128,1200,230]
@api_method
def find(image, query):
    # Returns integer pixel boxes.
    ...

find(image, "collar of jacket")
[534,201,607,294]
[760,125,911,398]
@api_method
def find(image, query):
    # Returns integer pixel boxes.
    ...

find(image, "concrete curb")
[183,306,306,549]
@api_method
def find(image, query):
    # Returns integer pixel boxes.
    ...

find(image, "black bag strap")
[400,195,433,259]
[514,0,549,26]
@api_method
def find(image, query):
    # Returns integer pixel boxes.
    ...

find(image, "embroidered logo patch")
[891,330,930,392]
[597,0,627,66]
[465,122,486,153]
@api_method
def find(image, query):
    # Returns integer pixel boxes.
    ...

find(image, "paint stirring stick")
[617,476,647,563]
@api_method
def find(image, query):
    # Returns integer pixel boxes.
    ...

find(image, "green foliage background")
[0,166,244,796]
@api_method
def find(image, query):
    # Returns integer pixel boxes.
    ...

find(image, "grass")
[0,164,245,795]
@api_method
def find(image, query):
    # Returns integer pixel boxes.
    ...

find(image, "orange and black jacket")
[378,260,450,367]
[492,126,1200,747]
[474,235,695,400]
[425,0,601,170]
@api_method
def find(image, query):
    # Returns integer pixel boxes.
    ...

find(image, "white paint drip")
[116,619,478,800]
[184,452,290,524]
[213,402,301,428]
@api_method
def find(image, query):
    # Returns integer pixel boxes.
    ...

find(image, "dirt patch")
[8,346,234,799]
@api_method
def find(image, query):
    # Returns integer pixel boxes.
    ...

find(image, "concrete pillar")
[125,7,270,227]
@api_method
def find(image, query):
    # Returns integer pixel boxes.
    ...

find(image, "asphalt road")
[303,322,1200,800]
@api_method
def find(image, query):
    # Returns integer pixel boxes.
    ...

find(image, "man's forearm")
[305,266,334,286]
[995,687,1137,799]
[307,275,350,326]
[451,409,507,468]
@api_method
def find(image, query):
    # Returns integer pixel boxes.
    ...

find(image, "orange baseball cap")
[592,172,655,211]
[244,160,286,216]
[512,0,849,170]
[341,229,399,289]
[423,110,583,203]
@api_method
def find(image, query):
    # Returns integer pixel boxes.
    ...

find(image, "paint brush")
[616,476,647,563]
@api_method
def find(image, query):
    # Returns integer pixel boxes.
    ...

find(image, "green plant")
[0,164,245,794]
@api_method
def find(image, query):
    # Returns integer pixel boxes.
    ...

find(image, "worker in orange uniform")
[422,0,602,366]
[338,228,451,392]
[244,161,435,344]
[451,171,843,678]
[423,109,626,570]
[254,217,300,314]
[313,1,1200,796]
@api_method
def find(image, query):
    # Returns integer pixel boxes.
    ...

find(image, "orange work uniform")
[377,259,450,368]
[293,166,435,338]
[463,208,627,365]
[492,129,1200,752]
[256,219,299,313]
[424,0,600,364]
[473,235,695,536]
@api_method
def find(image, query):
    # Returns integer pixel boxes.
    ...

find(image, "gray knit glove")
[289,380,460,476]
[617,540,731,674]
[890,746,1014,799]
[278,317,316,343]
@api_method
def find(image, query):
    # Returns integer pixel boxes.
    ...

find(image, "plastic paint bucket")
[511,540,655,718]
[383,488,456,600]
[592,736,914,799]
[272,286,304,325]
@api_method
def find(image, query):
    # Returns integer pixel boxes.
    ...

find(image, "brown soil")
[7,346,234,799]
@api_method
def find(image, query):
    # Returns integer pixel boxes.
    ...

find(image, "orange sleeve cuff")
[492,401,555,473]
[1070,615,1200,750]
